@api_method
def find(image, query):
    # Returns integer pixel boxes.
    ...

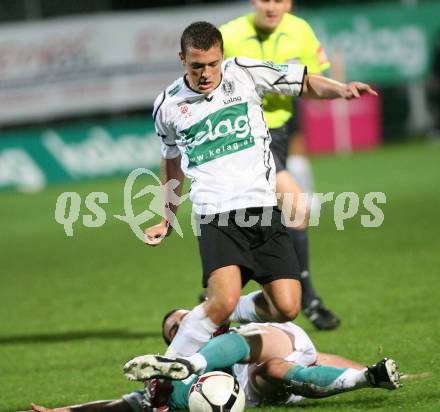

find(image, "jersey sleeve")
[299,21,330,74]
[153,91,180,160]
[235,57,306,97]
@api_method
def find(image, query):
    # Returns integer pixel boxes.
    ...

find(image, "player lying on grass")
[29,312,400,412]
[121,309,400,410]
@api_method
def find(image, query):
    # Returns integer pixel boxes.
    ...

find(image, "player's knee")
[221,295,239,317]
[257,358,288,381]
[274,301,300,322]
[205,294,239,323]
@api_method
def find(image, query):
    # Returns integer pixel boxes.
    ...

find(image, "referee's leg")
[276,169,340,330]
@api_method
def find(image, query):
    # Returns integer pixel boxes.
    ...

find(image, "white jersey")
[153,57,306,215]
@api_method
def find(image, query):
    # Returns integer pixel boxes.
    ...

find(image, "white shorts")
[232,322,317,407]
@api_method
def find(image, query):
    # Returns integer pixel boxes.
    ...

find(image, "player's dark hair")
[162,308,179,345]
[180,21,223,56]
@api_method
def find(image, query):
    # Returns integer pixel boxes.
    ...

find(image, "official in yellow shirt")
[221,8,329,129]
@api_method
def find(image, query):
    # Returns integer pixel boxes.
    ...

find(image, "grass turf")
[0,141,439,411]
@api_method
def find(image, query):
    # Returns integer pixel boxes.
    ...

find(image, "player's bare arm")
[29,400,131,412]
[302,74,378,100]
[144,156,184,246]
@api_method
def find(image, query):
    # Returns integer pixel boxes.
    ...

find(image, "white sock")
[286,155,315,195]
[165,304,218,357]
[229,291,264,323]
[185,353,207,374]
[331,369,369,391]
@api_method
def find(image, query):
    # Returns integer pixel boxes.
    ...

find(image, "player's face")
[252,0,292,32]
[179,44,223,95]
[163,309,189,344]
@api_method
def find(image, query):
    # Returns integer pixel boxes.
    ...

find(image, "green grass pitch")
[0,142,439,411]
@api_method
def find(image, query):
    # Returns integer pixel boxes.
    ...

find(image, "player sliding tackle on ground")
[145,21,378,362]
[28,314,401,412]
[121,310,401,411]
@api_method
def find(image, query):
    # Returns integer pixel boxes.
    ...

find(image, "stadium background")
[0,1,439,411]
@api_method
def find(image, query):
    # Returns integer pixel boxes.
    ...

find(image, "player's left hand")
[342,82,378,99]
[144,220,170,246]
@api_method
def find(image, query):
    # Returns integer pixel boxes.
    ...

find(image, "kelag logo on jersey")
[180,102,255,167]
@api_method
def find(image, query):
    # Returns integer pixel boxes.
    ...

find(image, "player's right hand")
[144,221,169,246]
[342,82,378,99]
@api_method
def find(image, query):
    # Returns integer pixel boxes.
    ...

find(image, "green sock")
[284,364,347,387]
[199,333,250,372]
[283,365,367,398]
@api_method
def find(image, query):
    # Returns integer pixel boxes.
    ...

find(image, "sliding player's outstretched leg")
[252,357,401,400]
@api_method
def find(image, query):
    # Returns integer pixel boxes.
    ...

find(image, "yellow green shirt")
[220,13,330,129]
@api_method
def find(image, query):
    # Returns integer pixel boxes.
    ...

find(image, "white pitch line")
[400,372,433,380]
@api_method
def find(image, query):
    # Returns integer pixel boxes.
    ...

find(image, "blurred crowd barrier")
[302,3,439,86]
[1,1,439,191]
[301,95,381,154]
[0,3,247,125]
[0,117,160,192]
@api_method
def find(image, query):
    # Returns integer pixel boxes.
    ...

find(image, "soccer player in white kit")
[144,21,378,359]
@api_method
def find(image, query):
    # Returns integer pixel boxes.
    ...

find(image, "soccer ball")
[188,371,245,412]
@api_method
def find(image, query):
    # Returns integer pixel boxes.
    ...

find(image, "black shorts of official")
[196,207,300,288]
[269,125,289,172]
